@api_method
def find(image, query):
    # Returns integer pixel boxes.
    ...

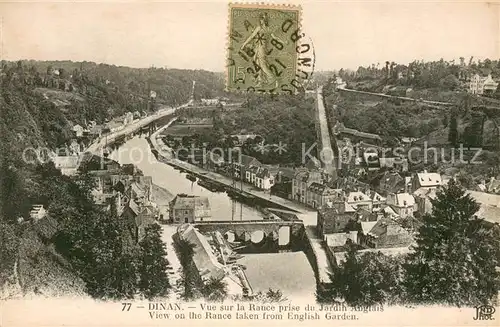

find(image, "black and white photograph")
[0,1,499,326]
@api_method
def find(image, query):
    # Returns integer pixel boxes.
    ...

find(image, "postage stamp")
[226,3,314,94]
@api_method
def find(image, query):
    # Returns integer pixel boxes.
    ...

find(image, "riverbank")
[148,137,314,219]
[148,125,334,287]
[110,137,319,297]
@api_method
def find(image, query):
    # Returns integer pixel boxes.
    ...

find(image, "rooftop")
[467,190,500,207]
[177,224,225,281]
[238,154,261,167]
[416,172,442,187]
[333,122,382,141]
[467,191,500,224]
[366,218,414,248]
[171,194,210,210]
[360,221,377,234]
[346,191,371,203]
[308,182,342,196]
[52,155,79,169]
[413,187,438,199]
[388,192,416,208]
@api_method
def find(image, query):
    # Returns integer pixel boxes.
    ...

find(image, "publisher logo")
[473,305,495,321]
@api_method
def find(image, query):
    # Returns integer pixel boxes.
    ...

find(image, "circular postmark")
[227,5,315,94]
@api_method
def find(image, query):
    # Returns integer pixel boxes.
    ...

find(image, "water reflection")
[110,137,265,221]
[111,137,315,298]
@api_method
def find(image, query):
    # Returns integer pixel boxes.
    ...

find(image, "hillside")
[0,60,223,298]
[221,94,318,165]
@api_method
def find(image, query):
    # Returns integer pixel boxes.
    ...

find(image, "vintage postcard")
[0,1,499,326]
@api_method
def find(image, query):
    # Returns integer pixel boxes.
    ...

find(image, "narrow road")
[338,86,454,106]
[160,225,183,299]
[86,103,189,155]
[316,86,336,176]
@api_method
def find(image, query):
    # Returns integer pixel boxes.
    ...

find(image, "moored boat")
[186,174,197,182]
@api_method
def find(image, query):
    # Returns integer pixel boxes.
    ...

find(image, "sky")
[1,0,499,71]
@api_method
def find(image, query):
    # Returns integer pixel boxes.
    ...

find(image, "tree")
[463,112,485,148]
[357,252,406,305]
[440,74,460,90]
[264,288,286,302]
[137,224,170,299]
[232,288,287,303]
[326,243,363,304]
[404,179,500,306]
[175,238,198,300]
[456,172,474,189]
[321,243,405,306]
[201,277,228,302]
[0,221,20,280]
[448,114,459,146]
[110,251,139,299]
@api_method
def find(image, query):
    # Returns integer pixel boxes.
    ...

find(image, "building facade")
[386,192,416,218]
[469,74,498,95]
[317,203,357,239]
[292,168,323,204]
[169,194,211,223]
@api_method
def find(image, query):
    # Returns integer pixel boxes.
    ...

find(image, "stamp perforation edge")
[225,2,304,94]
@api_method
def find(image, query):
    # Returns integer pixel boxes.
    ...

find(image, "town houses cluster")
[179,130,500,266]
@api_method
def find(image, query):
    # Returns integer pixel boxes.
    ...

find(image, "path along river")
[110,136,315,299]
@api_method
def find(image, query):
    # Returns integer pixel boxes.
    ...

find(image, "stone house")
[292,168,323,204]
[413,187,437,216]
[52,155,79,176]
[306,183,343,209]
[370,191,386,211]
[169,194,211,223]
[255,167,275,190]
[345,191,373,211]
[317,202,357,238]
[358,218,414,249]
[411,171,443,193]
[386,192,416,218]
[232,154,261,180]
[376,171,406,196]
[469,74,499,95]
[121,200,157,244]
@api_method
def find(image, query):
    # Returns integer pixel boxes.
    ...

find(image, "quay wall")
[302,229,320,287]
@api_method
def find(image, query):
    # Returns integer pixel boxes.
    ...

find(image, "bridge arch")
[225,230,236,242]
[250,230,265,244]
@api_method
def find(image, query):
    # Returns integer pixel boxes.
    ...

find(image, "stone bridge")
[193,219,304,247]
